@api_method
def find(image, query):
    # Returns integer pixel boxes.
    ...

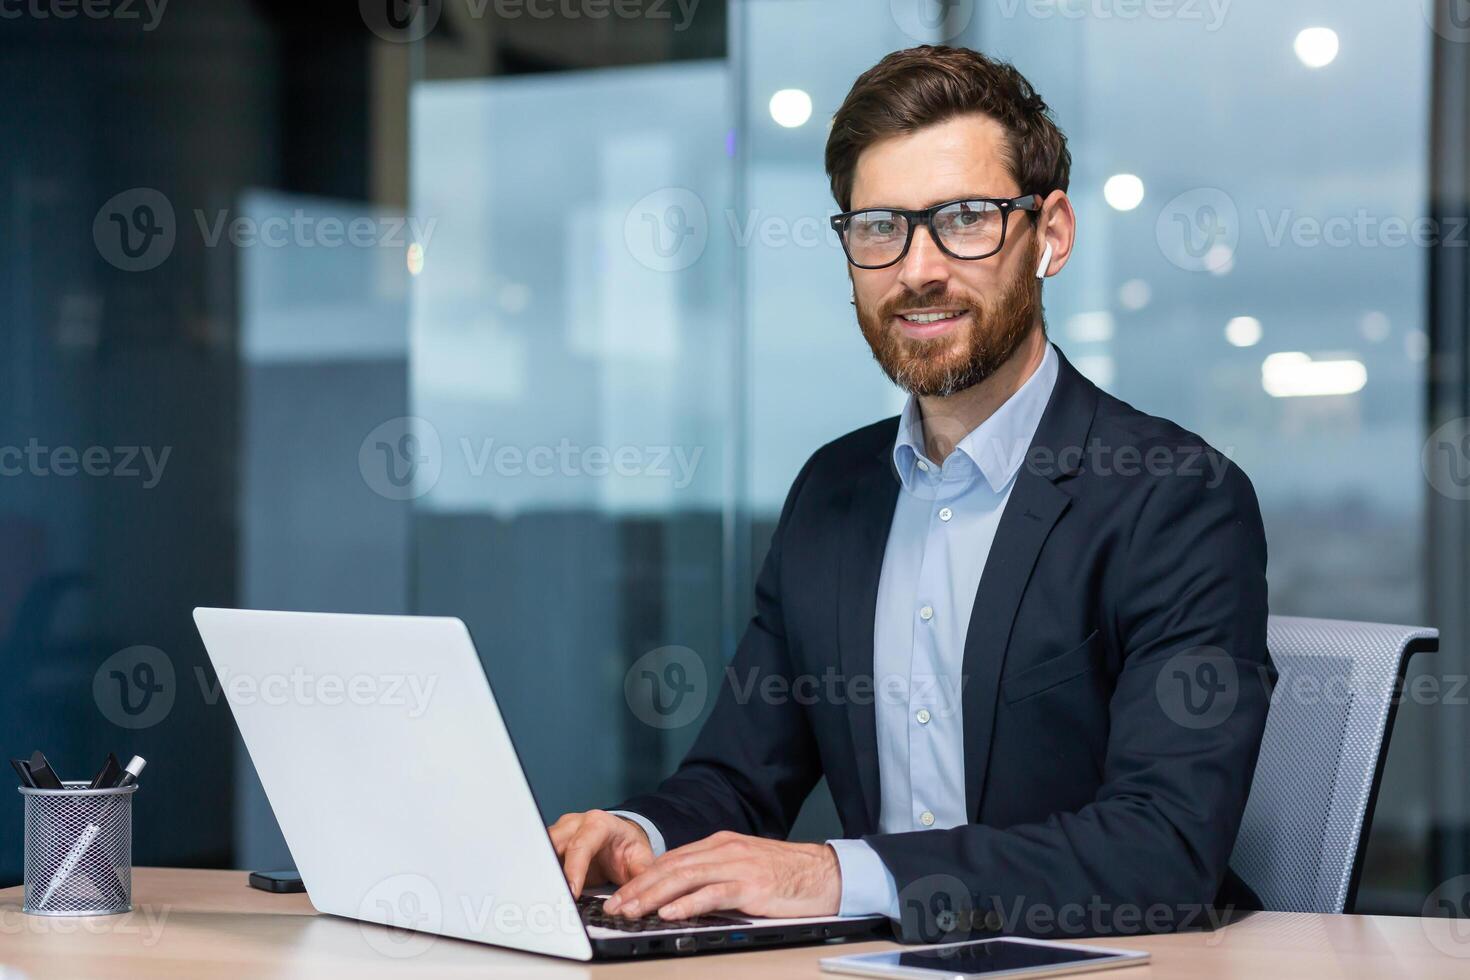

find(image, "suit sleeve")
[610,452,826,850]
[864,453,1272,941]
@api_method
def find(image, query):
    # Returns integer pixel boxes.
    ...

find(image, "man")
[550,45,1271,942]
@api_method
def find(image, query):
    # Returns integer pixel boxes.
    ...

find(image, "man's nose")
[895,224,951,299]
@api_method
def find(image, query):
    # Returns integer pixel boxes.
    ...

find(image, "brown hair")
[825,45,1071,212]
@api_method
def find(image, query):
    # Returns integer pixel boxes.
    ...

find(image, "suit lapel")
[960,344,1098,817]
[837,454,900,836]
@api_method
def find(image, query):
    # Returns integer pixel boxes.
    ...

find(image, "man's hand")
[548,810,655,898]
[602,831,841,920]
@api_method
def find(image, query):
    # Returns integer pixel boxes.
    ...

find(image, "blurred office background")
[2,0,1469,917]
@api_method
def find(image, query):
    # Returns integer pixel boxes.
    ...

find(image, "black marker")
[10,759,36,788]
[88,753,123,790]
[113,756,146,788]
[27,750,64,789]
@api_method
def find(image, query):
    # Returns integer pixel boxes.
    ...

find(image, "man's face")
[848,113,1042,397]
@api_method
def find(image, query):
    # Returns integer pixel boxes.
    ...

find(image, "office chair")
[1228,615,1438,913]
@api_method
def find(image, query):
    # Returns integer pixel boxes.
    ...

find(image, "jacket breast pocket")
[1002,628,1102,704]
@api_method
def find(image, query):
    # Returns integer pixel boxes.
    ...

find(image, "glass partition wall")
[408,0,1448,913]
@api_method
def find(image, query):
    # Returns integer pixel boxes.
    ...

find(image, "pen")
[113,756,146,788]
[38,823,102,909]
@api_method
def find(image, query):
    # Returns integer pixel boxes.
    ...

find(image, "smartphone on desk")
[821,937,1149,980]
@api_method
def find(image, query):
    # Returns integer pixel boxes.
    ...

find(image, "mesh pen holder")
[19,781,136,916]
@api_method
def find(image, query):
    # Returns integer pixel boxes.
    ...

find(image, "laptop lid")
[193,607,594,961]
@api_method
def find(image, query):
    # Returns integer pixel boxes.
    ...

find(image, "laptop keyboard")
[577,894,750,933]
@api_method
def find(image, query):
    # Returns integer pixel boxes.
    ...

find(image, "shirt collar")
[892,341,1060,495]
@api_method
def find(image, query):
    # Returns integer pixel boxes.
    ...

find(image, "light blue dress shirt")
[618,342,1059,920]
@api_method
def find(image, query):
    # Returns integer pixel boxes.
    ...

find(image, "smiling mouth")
[898,310,964,324]
[893,309,968,338]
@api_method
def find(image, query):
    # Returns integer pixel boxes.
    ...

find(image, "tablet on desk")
[821,937,1150,980]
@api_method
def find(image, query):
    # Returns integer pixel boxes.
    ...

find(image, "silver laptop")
[193,608,887,960]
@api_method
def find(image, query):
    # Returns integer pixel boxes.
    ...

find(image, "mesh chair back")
[1229,615,1437,913]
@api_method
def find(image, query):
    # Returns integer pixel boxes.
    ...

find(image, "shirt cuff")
[607,810,667,857]
[826,838,900,919]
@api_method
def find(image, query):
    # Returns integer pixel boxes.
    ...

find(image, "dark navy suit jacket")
[618,345,1271,942]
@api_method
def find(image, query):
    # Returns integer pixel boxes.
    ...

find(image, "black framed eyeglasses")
[829,195,1041,270]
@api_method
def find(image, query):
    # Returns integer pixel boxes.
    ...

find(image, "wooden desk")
[1,868,1466,978]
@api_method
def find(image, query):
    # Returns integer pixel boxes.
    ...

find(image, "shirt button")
[920,811,935,827]
[916,708,931,725]
[938,507,953,522]
[916,459,930,472]
[919,605,934,621]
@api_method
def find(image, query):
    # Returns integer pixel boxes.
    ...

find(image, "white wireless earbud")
[1036,241,1054,279]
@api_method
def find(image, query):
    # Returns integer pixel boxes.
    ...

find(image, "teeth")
[901,311,961,324]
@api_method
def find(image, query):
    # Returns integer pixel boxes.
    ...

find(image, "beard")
[856,236,1042,398]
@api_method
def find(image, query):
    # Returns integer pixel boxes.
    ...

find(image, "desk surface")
[1,868,1467,978]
